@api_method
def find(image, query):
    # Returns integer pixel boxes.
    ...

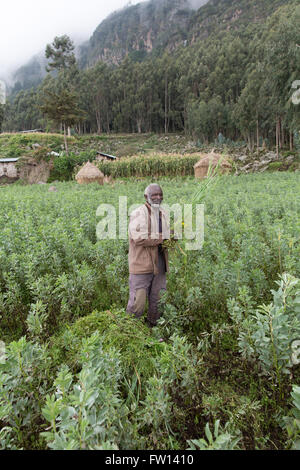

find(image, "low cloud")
[188,0,210,10]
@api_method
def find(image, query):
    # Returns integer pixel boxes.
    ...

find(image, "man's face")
[146,185,163,206]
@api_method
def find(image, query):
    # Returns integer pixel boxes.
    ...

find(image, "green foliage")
[31,146,52,162]
[187,420,241,450]
[268,162,285,171]
[137,375,174,446]
[49,152,93,181]
[154,333,201,400]
[1,1,299,451]
[39,85,83,129]
[45,35,76,72]
[26,300,48,340]
[284,385,300,450]
[41,332,128,450]
[0,104,4,133]
[44,328,202,450]
[0,337,51,449]
[229,273,300,387]
[51,309,165,378]
[0,173,300,449]
[3,1,299,150]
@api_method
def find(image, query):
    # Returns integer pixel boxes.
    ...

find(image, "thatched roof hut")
[75,161,104,185]
[194,153,232,179]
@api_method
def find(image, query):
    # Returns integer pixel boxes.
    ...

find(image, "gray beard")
[147,197,161,209]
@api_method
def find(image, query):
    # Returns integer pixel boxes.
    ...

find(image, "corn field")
[97,154,201,178]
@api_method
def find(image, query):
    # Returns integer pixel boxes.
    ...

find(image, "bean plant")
[0,172,300,449]
[187,420,242,450]
[284,385,300,450]
[228,273,300,393]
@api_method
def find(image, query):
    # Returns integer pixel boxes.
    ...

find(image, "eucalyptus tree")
[78,62,112,134]
[257,3,300,154]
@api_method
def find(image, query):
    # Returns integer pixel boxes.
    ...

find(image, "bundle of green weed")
[164,159,223,248]
[97,154,200,178]
[50,309,165,379]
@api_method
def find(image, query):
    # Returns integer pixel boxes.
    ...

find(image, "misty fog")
[188,0,210,9]
[0,0,211,85]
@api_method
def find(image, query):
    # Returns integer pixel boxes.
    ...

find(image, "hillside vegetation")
[1,0,299,153]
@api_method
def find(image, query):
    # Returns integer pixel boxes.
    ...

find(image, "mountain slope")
[10,53,48,96]
[79,0,292,67]
[7,0,294,94]
[79,0,196,67]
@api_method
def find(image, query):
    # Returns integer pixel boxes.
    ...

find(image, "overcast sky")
[0,0,146,80]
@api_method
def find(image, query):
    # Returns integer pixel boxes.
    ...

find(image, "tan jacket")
[128,202,170,275]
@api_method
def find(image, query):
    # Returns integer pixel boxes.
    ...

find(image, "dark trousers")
[126,251,166,325]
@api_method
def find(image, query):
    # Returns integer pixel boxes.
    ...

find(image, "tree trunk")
[256,119,259,148]
[247,133,254,152]
[281,123,285,150]
[149,93,152,133]
[137,118,142,134]
[290,131,293,151]
[106,112,110,134]
[68,126,71,137]
[164,73,168,134]
[279,117,282,150]
[63,123,68,155]
[276,118,280,159]
[96,109,101,135]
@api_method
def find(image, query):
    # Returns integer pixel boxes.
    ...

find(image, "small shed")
[20,129,44,133]
[95,151,117,162]
[75,161,104,185]
[0,158,19,182]
[194,153,232,179]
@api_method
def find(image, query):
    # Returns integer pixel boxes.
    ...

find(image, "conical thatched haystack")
[75,161,104,185]
[194,153,232,179]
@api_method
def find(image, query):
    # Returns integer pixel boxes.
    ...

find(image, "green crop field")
[0,172,300,450]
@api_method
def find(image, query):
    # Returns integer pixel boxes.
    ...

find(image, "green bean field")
[0,172,300,450]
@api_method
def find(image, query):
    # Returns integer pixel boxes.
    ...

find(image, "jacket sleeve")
[128,209,164,247]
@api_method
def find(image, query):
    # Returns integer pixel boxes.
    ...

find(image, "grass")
[0,132,202,160]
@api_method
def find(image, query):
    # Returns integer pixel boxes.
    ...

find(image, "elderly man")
[126,184,171,327]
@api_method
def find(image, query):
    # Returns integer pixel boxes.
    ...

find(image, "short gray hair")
[144,184,162,197]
